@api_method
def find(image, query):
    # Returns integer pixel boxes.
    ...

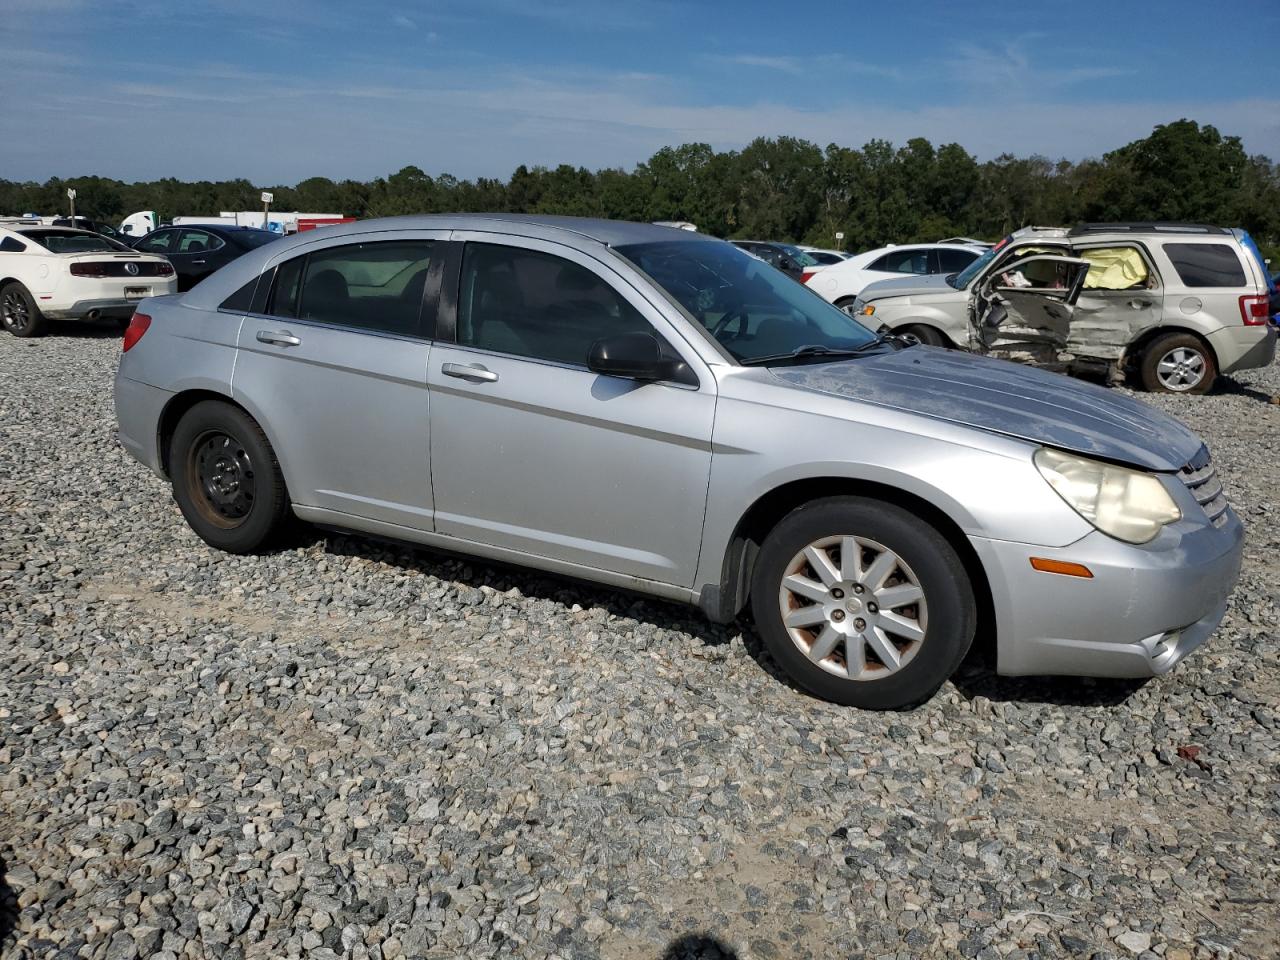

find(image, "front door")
[427,236,716,587]
[232,232,444,531]
[971,254,1091,362]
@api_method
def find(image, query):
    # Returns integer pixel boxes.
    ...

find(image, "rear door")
[167,229,224,290]
[231,230,446,531]
[972,254,1090,360]
[1067,243,1163,361]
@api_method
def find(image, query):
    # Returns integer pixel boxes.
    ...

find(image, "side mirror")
[588,332,694,384]
[778,257,795,272]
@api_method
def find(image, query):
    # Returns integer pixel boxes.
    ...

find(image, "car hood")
[770,346,1204,472]
[861,273,957,301]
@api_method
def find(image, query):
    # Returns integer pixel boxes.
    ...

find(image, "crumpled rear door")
[971,254,1091,363]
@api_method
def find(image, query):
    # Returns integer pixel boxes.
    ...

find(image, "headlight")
[1034,448,1181,544]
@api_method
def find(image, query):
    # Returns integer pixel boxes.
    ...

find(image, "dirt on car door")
[969,254,1091,364]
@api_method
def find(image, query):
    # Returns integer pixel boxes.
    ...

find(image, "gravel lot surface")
[2,328,1278,960]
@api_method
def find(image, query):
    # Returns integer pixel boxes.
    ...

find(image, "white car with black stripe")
[0,224,177,337]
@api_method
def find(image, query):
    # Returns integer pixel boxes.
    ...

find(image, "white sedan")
[0,224,177,337]
[805,242,986,310]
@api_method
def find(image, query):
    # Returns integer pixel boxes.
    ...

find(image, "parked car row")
[114,214,1249,710]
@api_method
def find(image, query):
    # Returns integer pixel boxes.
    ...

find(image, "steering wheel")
[710,304,748,340]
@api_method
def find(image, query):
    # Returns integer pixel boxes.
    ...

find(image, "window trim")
[438,233,709,389]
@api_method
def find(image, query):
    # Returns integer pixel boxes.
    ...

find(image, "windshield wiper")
[740,340,892,366]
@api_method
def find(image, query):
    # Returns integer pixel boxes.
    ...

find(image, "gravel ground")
[2,327,1278,960]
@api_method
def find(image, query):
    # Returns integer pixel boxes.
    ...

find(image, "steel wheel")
[188,430,257,528]
[1,288,33,334]
[777,535,927,681]
[1155,346,1206,392]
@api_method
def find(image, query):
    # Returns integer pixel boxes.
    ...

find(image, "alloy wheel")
[1155,346,1206,392]
[777,535,927,681]
[1,290,31,333]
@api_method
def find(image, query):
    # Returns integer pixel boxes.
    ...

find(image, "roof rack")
[1068,222,1228,236]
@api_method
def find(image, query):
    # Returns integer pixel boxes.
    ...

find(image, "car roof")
[1068,222,1232,237]
[179,214,724,311]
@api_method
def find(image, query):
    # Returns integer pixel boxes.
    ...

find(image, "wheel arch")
[703,476,995,659]
[1123,324,1219,371]
[157,388,280,480]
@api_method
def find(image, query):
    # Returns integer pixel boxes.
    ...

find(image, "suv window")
[869,249,929,274]
[136,230,176,253]
[457,243,653,366]
[267,240,435,336]
[1164,243,1247,287]
[936,248,979,273]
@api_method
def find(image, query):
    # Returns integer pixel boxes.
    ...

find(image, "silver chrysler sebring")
[113,216,1244,709]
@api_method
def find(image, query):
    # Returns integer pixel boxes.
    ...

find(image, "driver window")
[457,243,654,366]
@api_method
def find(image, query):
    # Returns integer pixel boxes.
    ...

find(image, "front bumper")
[1207,322,1276,374]
[970,510,1244,678]
[114,373,172,479]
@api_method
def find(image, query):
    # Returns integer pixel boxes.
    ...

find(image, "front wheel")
[750,497,975,709]
[170,401,290,553]
[1140,332,1216,394]
[1,282,46,338]
[900,324,946,347]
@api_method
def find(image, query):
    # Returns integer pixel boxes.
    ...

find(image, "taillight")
[801,270,817,284]
[1239,294,1270,326]
[70,262,106,277]
[156,262,174,276]
[122,312,151,352]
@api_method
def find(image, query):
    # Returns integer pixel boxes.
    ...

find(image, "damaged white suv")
[849,222,1277,393]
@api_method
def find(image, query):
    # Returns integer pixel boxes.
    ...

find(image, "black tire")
[901,323,946,347]
[0,282,46,338]
[750,497,975,710]
[1139,332,1216,395]
[834,296,859,313]
[170,401,289,553]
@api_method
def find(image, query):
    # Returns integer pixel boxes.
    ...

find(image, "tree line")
[4,120,1277,262]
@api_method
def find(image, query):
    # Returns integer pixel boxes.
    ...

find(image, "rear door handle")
[192,259,206,265]
[442,362,499,383]
[256,330,301,347]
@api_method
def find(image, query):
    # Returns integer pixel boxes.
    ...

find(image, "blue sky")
[4,0,1278,185]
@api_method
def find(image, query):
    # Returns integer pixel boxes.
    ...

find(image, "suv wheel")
[901,324,946,347]
[1,282,46,338]
[750,497,975,710]
[1140,332,1215,394]
[170,401,289,553]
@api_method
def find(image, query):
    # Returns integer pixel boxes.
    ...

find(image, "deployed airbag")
[1081,247,1148,290]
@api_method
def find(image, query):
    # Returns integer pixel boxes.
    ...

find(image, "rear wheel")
[901,323,946,347]
[0,282,46,338]
[1140,332,1215,394]
[170,401,289,553]
[750,497,975,709]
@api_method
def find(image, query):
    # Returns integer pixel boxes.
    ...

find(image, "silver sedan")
[113,215,1243,709]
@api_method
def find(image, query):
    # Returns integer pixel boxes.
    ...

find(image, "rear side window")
[936,248,979,273]
[0,236,27,252]
[1163,243,1246,287]
[869,249,929,274]
[268,241,435,336]
[457,243,653,366]
[220,278,256,312]
[177,229,221,253]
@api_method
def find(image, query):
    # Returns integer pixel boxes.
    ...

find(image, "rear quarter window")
[1163,243,1247,288]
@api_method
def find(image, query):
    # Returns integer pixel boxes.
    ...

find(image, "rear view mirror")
[588,332,695,385]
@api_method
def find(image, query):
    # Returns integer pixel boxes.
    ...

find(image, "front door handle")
[442,362,499,383]
[192,259,207,265]
[256,330,301,347]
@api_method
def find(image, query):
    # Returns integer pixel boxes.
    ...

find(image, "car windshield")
[615,239,879,363]
[231,229,280,249]
[948,239,1006,289]
[21,229,126,253]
